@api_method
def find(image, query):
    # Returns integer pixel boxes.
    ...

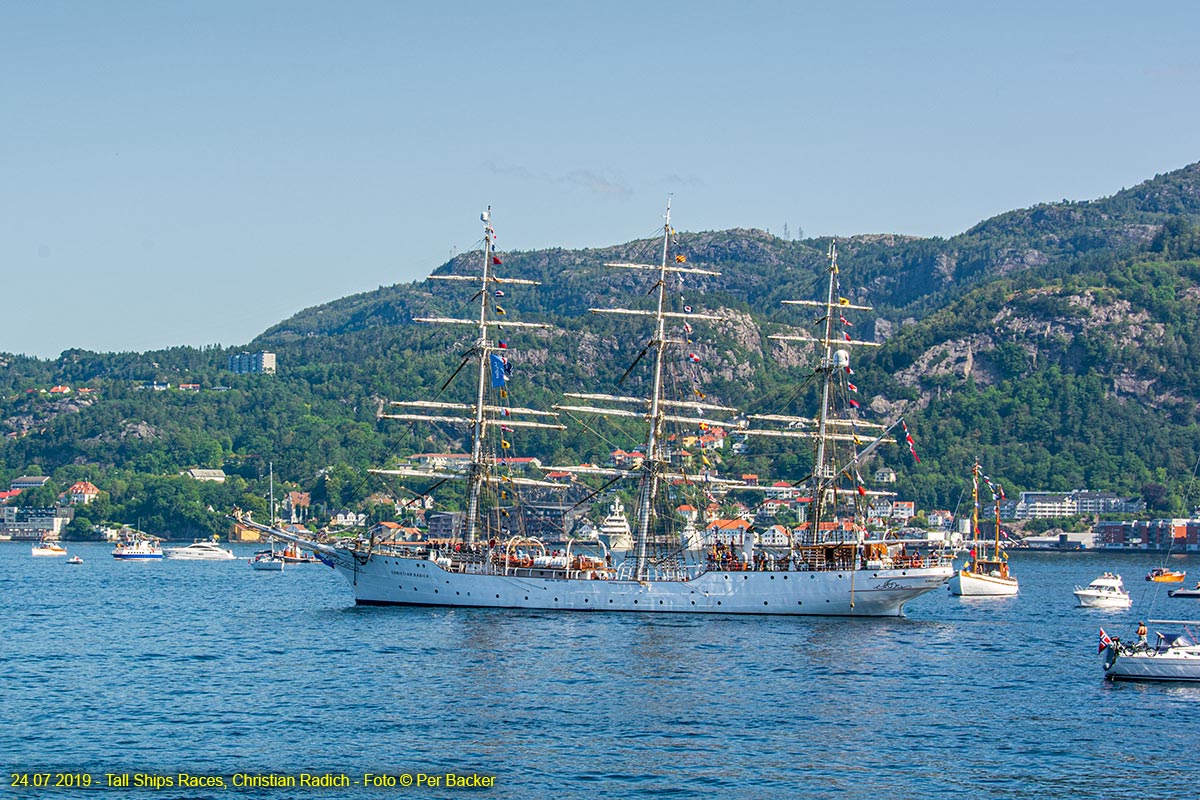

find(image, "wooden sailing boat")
[240,204,951,615]
[948,461,1018,596]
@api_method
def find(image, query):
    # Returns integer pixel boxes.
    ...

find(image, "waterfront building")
[1,505,71,540]
[1093,519,1200,551]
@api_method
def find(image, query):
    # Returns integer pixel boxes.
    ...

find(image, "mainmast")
[373,208,564,545]
[554,201,737,580]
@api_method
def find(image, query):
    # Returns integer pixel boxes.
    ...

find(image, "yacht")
[163,540,237,560]
[1074,572,1132,609]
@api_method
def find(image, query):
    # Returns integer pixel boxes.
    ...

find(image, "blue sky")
[2,2,1197,358]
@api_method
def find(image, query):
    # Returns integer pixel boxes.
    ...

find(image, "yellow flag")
[675,254,687,263]
[838,297,850,306]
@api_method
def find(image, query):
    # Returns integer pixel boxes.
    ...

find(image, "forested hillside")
[2,162,1199,536]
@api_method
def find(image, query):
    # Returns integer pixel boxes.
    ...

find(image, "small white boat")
[249,551,285,571]
[32,542,68,557]
[163,540,236,560]
[112,539,163,560]
[1102,620,1200,682]
[1074,572,1132,608]
[66,555,84,565]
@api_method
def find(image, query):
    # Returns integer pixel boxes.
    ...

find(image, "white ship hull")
[320,546,951,616]
[948,569,1018,597]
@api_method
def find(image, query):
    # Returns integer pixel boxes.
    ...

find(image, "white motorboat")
[249,551,285,571]
[235,208,952,616]
[1102,620,1200,682]
[949,462,1018,597]
[163,540,236,560]
[1074,572,1132,608]
[66,555,84,565]
[32,542,68,557]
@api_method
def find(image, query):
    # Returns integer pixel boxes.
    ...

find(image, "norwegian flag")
[902,420,921,463]
[1099,628,1113,653]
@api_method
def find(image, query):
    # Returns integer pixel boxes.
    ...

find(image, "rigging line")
[439,354,474,394]
[556,407,633,455]
[617,344,651,386]
[568,473,626,513]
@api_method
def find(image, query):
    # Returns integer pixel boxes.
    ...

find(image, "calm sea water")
[1,543,1197,799]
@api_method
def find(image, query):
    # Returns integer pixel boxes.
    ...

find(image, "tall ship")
[244,206,951,615]
[948,461,1018,596]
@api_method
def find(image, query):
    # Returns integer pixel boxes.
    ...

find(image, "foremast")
[373,208,564,545]
[554,201,740,580]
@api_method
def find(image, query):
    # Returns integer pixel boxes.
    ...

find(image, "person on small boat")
[1137,621,1148,646]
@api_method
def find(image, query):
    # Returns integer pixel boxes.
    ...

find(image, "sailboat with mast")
[241,205,951,615]
[948,461,1018,596]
